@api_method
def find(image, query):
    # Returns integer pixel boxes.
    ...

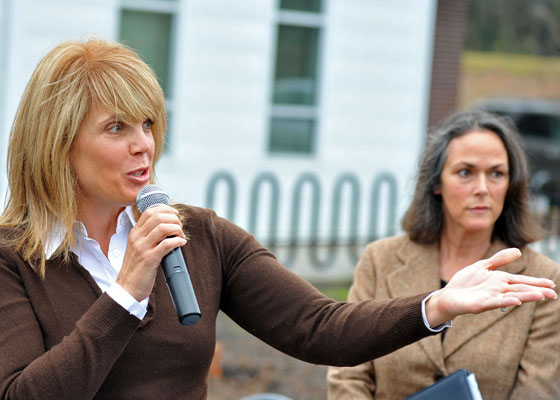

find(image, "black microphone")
[136,184,201,326]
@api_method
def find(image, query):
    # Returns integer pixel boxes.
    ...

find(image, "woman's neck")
[76,205,125,257]
[439,226,493,282]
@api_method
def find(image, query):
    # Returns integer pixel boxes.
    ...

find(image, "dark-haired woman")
[328,109,560,400]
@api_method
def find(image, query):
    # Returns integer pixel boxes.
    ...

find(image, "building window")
[273,25,319,105]
[120,10,173,95]
[118,0,177,151]
[270,117,315,153]
[269,0,324,154]
[280,0,322,13]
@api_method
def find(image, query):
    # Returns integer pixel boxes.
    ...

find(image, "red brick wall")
[428,0,468,127]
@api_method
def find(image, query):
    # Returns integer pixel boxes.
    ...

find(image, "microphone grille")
[136,184,169,213]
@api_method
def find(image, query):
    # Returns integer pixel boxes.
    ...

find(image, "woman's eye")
[107,123,123,133]
[458,169,470,177]
[491,170,505,178]
[143,119,153,130]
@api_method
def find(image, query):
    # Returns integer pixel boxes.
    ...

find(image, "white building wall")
[158,0,436,241]
[158,0,275,213]
[1,0,437,280]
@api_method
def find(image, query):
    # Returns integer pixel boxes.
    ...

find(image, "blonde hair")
[1,38,167,276]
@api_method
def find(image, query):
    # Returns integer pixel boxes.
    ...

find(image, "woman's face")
[435,129,509,237]
[70,106,155,215]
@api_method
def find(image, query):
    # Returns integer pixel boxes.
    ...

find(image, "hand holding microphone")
[135,185,201,325]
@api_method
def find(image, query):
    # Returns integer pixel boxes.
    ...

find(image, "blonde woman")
[0,40,555,400]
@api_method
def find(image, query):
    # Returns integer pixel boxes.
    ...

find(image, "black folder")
[406,369,483,400]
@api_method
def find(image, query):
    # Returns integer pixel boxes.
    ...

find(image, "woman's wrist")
[425,289,455,328]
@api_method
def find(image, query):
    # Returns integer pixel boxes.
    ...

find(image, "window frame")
[268,1,326,156]
[117,0,179,154]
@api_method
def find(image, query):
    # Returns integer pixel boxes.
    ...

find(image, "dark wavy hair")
[401,109,542,247]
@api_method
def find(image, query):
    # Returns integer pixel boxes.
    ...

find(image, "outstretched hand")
[425,248,558,328]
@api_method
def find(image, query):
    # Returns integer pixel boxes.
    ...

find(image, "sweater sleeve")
[327,245,380,398]
[0,250,141,400]
[213,213,435,366]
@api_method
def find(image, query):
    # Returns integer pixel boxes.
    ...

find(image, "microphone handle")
[161,248,201,325]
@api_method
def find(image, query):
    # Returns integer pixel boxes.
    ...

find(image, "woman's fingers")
[134,205,185,243]
[141,222,185,248]
[428,247,559,325]
[131,206,186,253]
[136,205,184,235]
[484,248,521,270]
[117,205,187,301]
[480,248,555,291]
[491,292,544,309]
[502,283,557,299]
[499,272,556,290]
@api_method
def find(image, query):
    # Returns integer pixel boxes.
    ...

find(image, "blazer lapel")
[387,240,447,373]
[442,241,526,358]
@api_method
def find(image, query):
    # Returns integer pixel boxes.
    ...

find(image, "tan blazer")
[327,235,560,400]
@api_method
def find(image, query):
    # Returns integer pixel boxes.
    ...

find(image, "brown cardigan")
[0,206,435,399]
[327,235,560,400]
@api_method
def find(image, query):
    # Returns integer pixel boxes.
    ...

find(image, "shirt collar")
[44,205,137,260]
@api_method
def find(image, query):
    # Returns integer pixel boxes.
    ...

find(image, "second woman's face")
[436,129,509,236]
[70,106,155,214]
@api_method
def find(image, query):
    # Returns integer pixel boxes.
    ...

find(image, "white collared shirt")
[46,206,147,320]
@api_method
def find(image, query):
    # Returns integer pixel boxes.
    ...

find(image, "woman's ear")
[433,185,441,195]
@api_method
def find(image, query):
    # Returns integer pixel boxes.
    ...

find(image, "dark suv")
[473,97,560,206]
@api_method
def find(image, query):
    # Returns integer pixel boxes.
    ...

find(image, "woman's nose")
[130,123,151,154]
[473,173,488,194]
